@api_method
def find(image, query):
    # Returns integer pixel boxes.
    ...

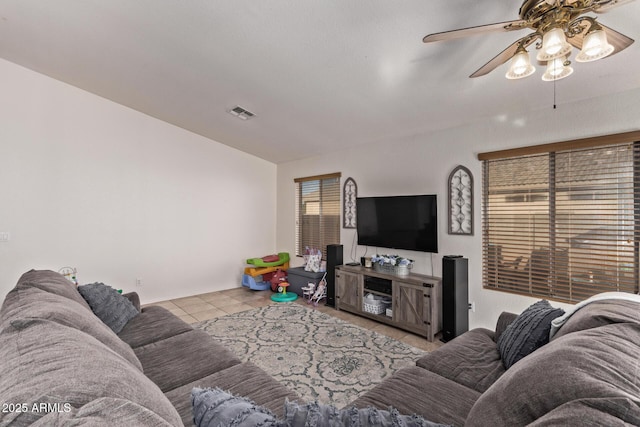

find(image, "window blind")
[482,137,640,303]
[295,173,341,259]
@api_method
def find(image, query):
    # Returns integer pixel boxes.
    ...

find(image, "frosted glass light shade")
[576,27,614,62]
[506,49,535,79]
[537,27,572,61]
[542,57,574,81]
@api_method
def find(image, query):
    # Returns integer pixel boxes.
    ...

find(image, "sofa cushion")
[191,387,280,427]
[0,285,142,371]
[550,292,640,338]
[494,311,518,342]
[166,362,299,425]
[11,269,91,310]
[466,323,640,426]
[0,318,182,426]
[416,328,505,393]
[30,398,181,427]
[496,300,564,369]
[526,398,640,426]
[134,329,242,392]
[552,299,640,340]
[118,305,193,348]
[350,366,481,427]
[122,291,141,311]
[78,282,139,333]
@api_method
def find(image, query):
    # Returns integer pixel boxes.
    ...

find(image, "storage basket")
[374,262,412,276]
[363,297,391,314]
[286,267,326,296]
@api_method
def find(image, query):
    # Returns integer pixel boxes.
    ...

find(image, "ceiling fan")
[423,0,635,81]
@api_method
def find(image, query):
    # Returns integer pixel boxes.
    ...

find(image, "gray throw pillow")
[190,389,450,427]
[191,387,282,427]
[78,282,139,333]
[283,400,451,427]
[497,300,564,369]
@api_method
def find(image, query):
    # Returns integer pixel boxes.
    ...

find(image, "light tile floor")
[147,287,443,352]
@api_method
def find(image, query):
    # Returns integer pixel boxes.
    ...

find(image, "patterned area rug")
[195,303,426,407]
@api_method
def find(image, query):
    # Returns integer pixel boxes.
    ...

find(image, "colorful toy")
[271,281,298,302]
[241,252,290,291]
[308,272,327,306]
[269,269,287,292]
[302,272,327,307]
[58,267,78,286]
[301,282,316,303]
[303,247,322,272]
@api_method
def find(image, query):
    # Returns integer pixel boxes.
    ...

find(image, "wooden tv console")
[335,265,442,342]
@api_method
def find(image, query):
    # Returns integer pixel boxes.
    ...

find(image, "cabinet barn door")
[336,270,361,312]
[394,282,429,335]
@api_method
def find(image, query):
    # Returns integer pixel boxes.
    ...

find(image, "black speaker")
[441,255,469,343]
[325,244,343,307]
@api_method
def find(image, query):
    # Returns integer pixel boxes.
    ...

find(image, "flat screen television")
[356,195,438,253]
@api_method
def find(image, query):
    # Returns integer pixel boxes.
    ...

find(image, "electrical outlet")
[136,278,142,287]
[468,302,476,312]
[0,232,10,242]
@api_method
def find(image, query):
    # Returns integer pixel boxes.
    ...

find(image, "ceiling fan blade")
[566,22,635,56]
[469,35,538,78]
[423,20,528,43]
[592,0,636,13]
[601,24,635,54]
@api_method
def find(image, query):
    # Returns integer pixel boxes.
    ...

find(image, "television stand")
[335,265,442,341]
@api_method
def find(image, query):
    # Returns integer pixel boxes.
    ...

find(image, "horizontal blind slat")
[295,174,341,258]
[483,140,639,303]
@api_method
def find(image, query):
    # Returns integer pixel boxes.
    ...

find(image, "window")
[295,173,341,259]
[480,131,640,303]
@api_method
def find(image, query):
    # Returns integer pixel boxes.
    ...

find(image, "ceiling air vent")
[228,105,256,120]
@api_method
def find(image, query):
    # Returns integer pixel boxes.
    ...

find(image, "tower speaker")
[441,255,469,343]
[325,244,343,307]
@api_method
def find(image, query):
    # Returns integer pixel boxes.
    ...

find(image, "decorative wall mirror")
[343,177,358,228]
[448,165,473,235]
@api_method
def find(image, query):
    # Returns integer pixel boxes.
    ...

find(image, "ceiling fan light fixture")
[506,47,536,79]
[421,0,635,81]
[536,27,573,61]
[576,23,614,62]
[542,56,574,81]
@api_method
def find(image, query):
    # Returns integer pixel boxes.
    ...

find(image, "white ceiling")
[1,0,638,163]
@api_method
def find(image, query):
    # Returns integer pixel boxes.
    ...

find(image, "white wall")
[3,53,638,322]
[0,59,277,303]
[276,87,640,329]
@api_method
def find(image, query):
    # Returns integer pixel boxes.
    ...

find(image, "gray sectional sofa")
[0,270,297,426]
[2,269,640,426]
[353,297,640,426]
